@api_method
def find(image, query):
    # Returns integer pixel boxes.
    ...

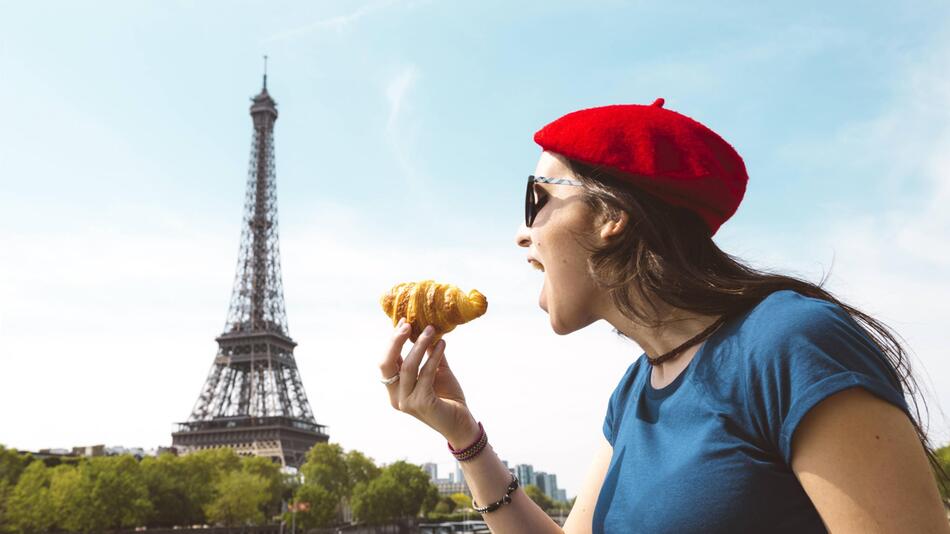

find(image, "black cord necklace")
[646,314,730,366]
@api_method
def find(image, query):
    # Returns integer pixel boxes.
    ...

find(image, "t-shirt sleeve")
[745,298,909,465]
[603,362,639,446]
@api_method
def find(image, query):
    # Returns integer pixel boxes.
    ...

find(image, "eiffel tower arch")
[172,67,328,467]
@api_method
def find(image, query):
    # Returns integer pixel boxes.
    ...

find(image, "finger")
[417,339,446,390]
[398,325,438,400]
[381,319,410,410]
[380,317,410,378]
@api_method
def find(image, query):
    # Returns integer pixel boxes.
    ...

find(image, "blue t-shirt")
[592,289,909,534]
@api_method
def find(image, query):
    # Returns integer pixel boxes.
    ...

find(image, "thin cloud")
[384,64,426,192]
[264,0,399,42]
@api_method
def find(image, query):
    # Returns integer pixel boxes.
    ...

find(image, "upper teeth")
[529,259,545,272]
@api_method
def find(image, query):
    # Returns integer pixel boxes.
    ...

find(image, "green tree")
[449,492,472,510]
[351,475,400,524]
[49,463,86,530]
[5,461,55,533]
[0,445,30,531]
[294,443,384,525]
[241,455,284,517]
[288,483,338,529]
[0,446,29,487]
[433,495,457,514]
[51,455,151,533]
[345,450,381,489]
[168,448,242,525]
[300,443,350,501]
[524,484,553,512]
[0,479,12,534]
[935,443,950,499]
[420,483,440,516]
[140,452,202,527]
[204,470,269,527]
[351,461,436,524]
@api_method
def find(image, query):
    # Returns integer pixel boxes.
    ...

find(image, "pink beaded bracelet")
[448,422,487,462]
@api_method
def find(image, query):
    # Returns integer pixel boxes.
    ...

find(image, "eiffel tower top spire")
[250,57,277,125]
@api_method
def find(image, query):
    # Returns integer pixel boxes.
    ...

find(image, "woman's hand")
[380,318,480,448]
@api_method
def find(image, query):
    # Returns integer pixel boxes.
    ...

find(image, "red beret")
[533,98,748,236]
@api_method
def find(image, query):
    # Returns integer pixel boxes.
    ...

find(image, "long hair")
[566,157,948,491]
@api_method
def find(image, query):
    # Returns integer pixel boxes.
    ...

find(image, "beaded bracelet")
[473,474,519,514]
[448,422,487,462]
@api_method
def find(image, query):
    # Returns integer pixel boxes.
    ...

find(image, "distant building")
[34,444,170,461]
[71,444,106,457]
[434,479,470,497]
[514,464,535,489]
[455,460,464,485]
[428,458,566,502]
[38,448,72,456]
[422,462,439,480]
[535,472,559,501]
[104,446,148,459]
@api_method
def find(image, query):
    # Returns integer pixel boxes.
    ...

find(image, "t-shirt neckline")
[643,316,732,400]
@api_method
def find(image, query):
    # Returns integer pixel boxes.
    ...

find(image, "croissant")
[380,280,488,342]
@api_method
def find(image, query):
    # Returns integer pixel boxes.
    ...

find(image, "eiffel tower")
[172,64,328,467]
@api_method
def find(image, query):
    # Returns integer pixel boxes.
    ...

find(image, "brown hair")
[566,157,948,491]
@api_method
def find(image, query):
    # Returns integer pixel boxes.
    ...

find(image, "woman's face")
[515,151,606,334]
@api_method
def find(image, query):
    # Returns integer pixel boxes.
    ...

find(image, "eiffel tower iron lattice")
[172,68,328,467]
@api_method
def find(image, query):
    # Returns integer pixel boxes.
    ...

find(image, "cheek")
[544,236,595,298]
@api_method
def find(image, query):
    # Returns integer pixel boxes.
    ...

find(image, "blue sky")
[2,1,949,497]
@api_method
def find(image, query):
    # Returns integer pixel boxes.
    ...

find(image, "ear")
[598,210,628,241]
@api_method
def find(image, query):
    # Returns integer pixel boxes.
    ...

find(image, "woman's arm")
[561,436,613,534]
[450,425,613,534]
[791,387,950,533]
[380,323,573,533]
[450,419,563,534]
[381,322,612,532]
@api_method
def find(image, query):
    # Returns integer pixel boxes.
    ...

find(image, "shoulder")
[742,289,850,342]
[696,289,908,462]
[730,289,888,375]
[697,289,850,380]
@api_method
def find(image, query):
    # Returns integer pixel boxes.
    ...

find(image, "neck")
[599,294,723,363]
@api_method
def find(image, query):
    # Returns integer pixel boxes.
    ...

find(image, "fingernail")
[399,323,410,333]
[396,317,405,327]
[423,325,434,335]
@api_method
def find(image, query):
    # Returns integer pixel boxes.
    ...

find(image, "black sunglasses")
[525,175,584,227]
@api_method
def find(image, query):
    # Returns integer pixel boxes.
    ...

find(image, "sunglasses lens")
[525,178,534,227]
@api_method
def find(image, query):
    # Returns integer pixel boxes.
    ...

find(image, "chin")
[549,315,581,336]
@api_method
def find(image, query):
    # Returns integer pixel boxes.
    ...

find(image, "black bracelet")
[472,474,519,514]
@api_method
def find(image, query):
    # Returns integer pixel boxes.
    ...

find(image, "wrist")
[445,415,481,451]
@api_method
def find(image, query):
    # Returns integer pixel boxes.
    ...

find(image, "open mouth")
[528,258,545,272]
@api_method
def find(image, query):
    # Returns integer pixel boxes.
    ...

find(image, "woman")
[378,99,949,533]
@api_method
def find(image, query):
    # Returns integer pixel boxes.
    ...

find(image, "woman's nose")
[515,223,531,248]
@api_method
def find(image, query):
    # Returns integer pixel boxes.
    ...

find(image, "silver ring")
[380,372,400,385]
